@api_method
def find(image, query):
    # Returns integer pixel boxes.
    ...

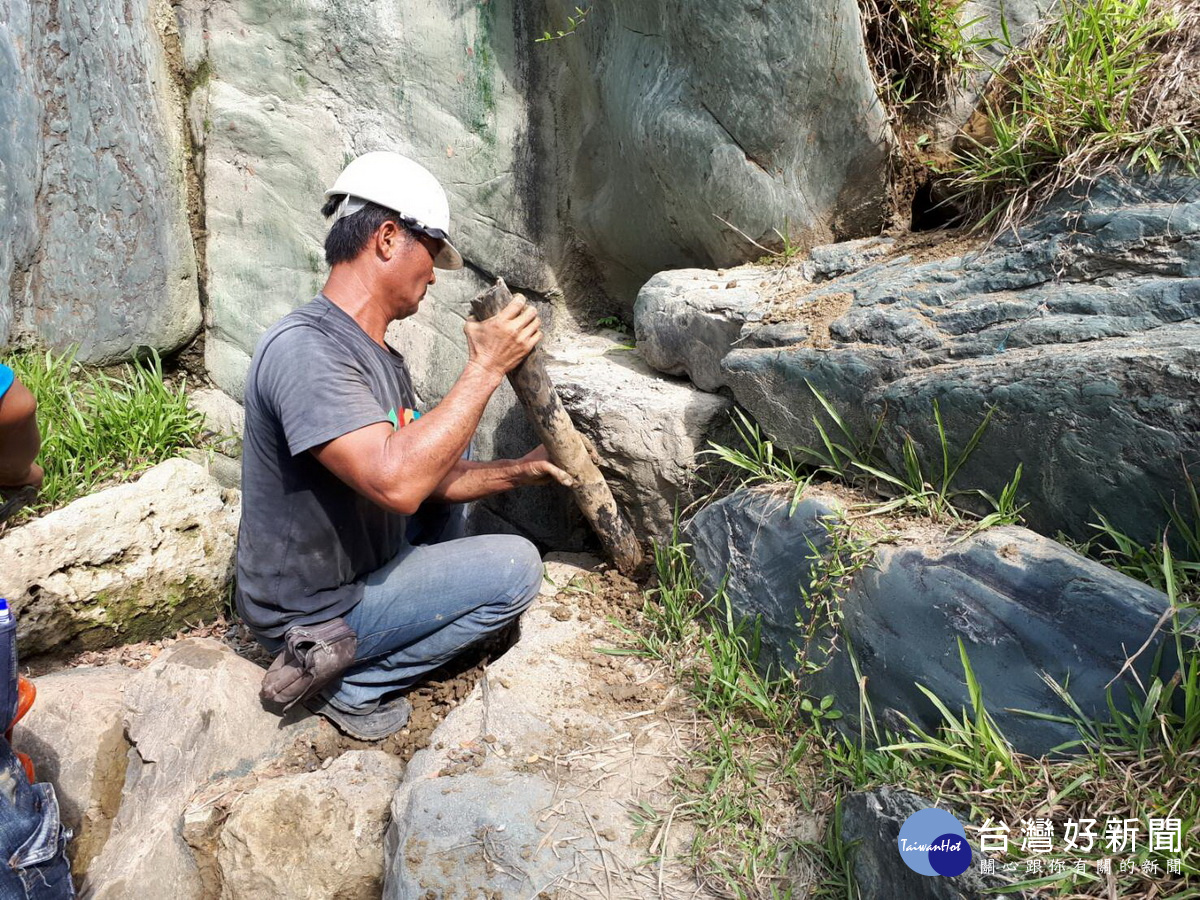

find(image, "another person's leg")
[0,374,43,491]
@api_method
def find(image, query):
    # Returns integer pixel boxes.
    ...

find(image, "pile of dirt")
[542,567,643,626]
[293,641,507,768]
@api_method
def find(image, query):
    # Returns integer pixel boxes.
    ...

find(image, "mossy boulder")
[0,458,238,657]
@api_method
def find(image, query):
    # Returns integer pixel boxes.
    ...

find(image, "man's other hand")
[516,445,575,489]
[464,295,542,376]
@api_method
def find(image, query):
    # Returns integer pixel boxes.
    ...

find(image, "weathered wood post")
[470,279,645,577]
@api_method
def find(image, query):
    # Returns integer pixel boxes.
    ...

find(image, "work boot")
[303,692,412,741]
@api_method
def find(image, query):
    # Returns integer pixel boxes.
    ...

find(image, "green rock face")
[0,0,200,363]
[179,0,892,398]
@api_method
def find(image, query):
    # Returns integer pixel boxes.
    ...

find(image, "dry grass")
[949,0,1200,232]
[858,0,994,121]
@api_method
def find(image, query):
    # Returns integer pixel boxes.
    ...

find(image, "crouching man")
[236,152,571,740]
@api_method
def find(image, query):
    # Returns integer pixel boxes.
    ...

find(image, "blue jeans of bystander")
[0,736,74,899]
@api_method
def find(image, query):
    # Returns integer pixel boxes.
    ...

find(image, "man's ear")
[376,220,402,261]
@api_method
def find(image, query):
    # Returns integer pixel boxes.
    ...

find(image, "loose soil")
[757,226,984,330]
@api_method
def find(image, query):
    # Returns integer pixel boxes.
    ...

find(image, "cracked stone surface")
[0,0,200,362]
[82,639,319,899]
[639,173,1200,543]
[195,751,404,900]
[634,237,897,391]
[383,554,717,899]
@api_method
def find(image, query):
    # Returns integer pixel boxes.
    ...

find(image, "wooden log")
[471,279,645,577]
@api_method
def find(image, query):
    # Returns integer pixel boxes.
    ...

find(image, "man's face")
[383,224,438,319]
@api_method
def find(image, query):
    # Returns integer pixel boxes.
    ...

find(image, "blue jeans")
[258,501,543,713]
[0,737,74,899]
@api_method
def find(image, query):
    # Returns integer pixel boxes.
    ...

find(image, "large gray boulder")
[685,486,1180,756]
[13,665,135,878]
[176,0,891,398]
[841,788,1021,899]
[0,458,239,656]
[83,639,318,899]
[670,173,1200,544]
[0,0,199,362]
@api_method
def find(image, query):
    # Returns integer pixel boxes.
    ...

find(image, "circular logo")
[897,808,971,877]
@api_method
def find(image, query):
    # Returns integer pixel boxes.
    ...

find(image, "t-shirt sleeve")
[254,326,390,456]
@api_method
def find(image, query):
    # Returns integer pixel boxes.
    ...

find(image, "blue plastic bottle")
[0,600,16,729]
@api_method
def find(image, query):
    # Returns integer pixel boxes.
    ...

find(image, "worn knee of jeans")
[490,535,543,619]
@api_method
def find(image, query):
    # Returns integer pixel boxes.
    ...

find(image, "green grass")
[705,385,1026,530]
[4,349,204,519]
[626,530,1200,898]
[626,539,813,897]
[859,0,998,116]
[1076,466,1200,598]
[949,0,1200,230]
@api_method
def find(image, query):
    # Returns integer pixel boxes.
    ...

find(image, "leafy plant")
[594,315,629,334]
[800,694,844,723]
[796,383,887,481]
[626,514,1200,898]
[535,6,591,42]
[793,519,878,675]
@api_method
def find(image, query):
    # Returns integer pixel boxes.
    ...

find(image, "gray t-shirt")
[236,294,419,638]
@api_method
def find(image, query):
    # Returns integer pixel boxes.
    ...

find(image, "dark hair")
[321,196,416,266]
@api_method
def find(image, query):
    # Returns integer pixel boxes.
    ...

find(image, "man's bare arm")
[429,446,574,504]
[311,298,543,514]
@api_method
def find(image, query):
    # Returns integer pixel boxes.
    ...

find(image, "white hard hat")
[325,151,464,270]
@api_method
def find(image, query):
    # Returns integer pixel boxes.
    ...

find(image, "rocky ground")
[13,551,716,898]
